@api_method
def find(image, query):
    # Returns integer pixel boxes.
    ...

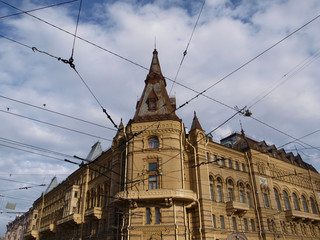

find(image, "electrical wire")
[169,0,206,95]
[175,12,320,112]
[2,0,320,117]
[0,143,67,162]
[0,0,79,20]
[0,94,117,132]
[247,48,320,109]
[0,108,113,142]
[70,0,82,59]
[0,177,46,186]
[278,129,320,149]
[0,136,74,159]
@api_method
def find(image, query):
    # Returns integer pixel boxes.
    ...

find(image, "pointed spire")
[146,49,166,86]
[190,111,203,131]
[132,49,179,123]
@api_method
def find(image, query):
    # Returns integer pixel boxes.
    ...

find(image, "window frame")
[148,137,159,149]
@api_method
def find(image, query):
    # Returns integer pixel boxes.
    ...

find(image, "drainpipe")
[186,139,203,240]
[245,151,263,240]
[180,123,188,239]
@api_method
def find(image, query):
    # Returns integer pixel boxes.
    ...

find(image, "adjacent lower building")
[13,49,320,240]
[5,211,29,240]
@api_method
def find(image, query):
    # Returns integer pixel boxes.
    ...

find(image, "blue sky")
[1,0,320,236]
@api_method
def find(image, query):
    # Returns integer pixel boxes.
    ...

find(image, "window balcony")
[40,223,56,233]
[84,207,102,220]
[114,189,196,206]
[56,213,82,226]
[285,209,320,222]
[226,201,249,216]
[24,230,39,239]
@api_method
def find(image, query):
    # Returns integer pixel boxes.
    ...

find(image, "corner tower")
[117,50,196,240]
[133,49,180,122]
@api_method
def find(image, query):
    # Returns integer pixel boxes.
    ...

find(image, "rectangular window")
[206,152,210,162]
[155,207,161,224]
[149,163,157,171]
[212,214,216,228]
[146,208,151,224]
[232,217,237,231]
[217,186,222,202]
[246,192,251,207]
[220,215,225,229]
[221,158,225,167]
[264,193,270,207]
[251,219,256,231]
[240,190,244,203]
[244,218,248,231]
[235,161,240,170]
[74,191,78,198]
[242,163,246,172]
[214,155,218,164]
[210,184,214,200]
[149,175,157,189]
[228,159,233,169]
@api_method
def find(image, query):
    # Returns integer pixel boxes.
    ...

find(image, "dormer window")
[149,98,157,110]
[147,88,158,111]
[148,137,159,149]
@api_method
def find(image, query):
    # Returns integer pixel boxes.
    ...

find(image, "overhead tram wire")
[2,4,319,163]
[0,0,118,130]
[169,0,206,95]
[175,12,320,112]
[3,32,318,166]
[0,0,79,20]
[70,0,82,60]
[0,109,112,142]
[0,143,70,163]
[0,136,74,159]
[0,177,46,187]
[2,0,320,110]
[247,48,320,109]
[0,95,117,132]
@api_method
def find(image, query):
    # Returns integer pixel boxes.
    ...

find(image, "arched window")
[310,197,317,214]
[292,193,300,210]
[301,195,309,212]
[216,177,223,202]
[148,137,159,149]
[227,179,234,201]
[283,190,291,210]
[239,182,245,203]
[274,188,281,211]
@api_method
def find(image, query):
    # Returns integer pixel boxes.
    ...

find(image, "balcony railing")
[285,209,320,222]
[56,213,82,226]
[24,230,39,239]
[114,189,197,205]
[226,201,249,216]
[40,223,56,233]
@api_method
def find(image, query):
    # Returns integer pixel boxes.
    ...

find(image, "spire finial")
[154,36,157,50]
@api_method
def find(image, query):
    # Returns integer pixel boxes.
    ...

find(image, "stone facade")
[5,212,29,240]
[16,50,320,240]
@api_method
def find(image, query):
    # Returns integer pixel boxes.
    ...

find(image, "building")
[19,49,320,240]
[5,211,29,240]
